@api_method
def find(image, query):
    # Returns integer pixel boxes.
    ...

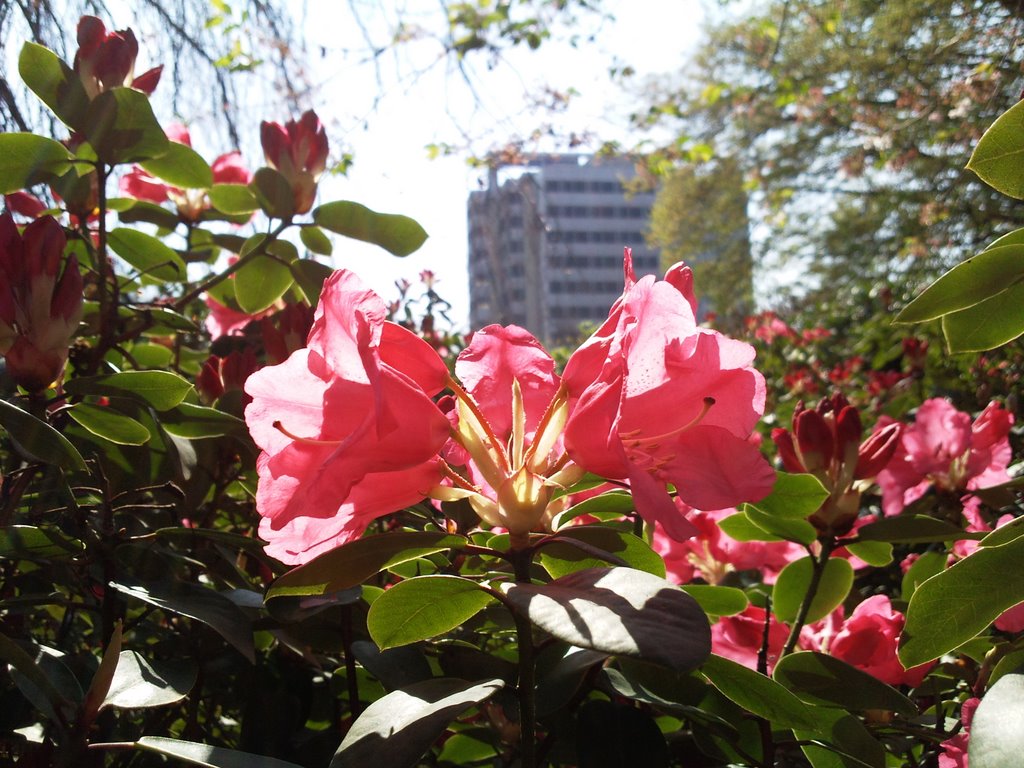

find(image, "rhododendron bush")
[1,16,1024,768]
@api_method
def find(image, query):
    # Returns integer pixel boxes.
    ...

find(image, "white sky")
[295,0,708,330]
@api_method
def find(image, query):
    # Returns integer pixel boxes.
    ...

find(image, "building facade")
[467,154,661,344]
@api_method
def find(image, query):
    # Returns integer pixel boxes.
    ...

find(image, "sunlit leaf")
[367,576,495,650]
[314,200,428,256]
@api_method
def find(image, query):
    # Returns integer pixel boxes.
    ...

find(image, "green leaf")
[900,535,1024,668]
[234,253,293,313]
[64,371,193,411]
[209,183,259,215]
[330,678,503,768]
[554,489,635,526]
[102,651,196,710]
[772,557,853,624]
[718,511,785,542]
[0,525,84,560]
[0,631,74,726]
[537,526,666,578]
[18,42,89,128]
[857,515,980,543]
[967,99,1024,198]
[267,532,466,601]
[895,245,1024,323]
[968,673,1024,767]
[901,550,946,601]
[0,399,87,471]
[367,575,495,650]
[299,225,333,255]
[747,472,829,519]
[158,403,246,440]
[140,142,213,189]
[680,585,749,617]
[82,87,169,164]
[744,504,817,545]
[843,540,893,567]
[114,198,181,230]
[0,133,74,193]
[942,281,1024,352]
[501,567,711,672]
[250,167,295,219]
[67,403,151,446]
[700,653,820,730]
[773,652,916,716]
[314,200,428,256]
[119,736,304,767]
[108,228,187,283]
[82,624,123,724]
[796,707,886,768]
[110,578,254,662]
[290,259,334,306]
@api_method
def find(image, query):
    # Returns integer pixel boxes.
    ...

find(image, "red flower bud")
[794,408,833,472]
[855,422,902,479]
[73,16,161,99]
[260,110,329,214]
[771,427,805,473]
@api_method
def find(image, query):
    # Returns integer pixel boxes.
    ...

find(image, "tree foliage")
[636,0,1024,308]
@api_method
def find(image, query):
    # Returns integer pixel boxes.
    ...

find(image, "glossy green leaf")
[158,403,246,439]
[290,259,334,306]
[901,550,946,601]
[967,99,1024,198]
[969,673,1024,768]
[796,707,885,768]
[980,516,1024,547]
[114,198,181,230]
[67,403,151,445]
[747,472,829,519]
[314,200,428,256]
[18,42,89,128]
[554,489,635,526]
[267,532,466,600]
[718,511,785,542]
[744,504,817,545]
[102,651,196,710]
[64,371,193,411]
[985,227,1024,250]
[0,399,87,471]
[367,575,495,650]
[700,653,820,730]
[120,736,304,767]
[772,557,854,624]
[108,227,187,283]
[857,515,978,543]
[0,133,74,193]
[843,540,893,567]
[82,87,169,164]
[0,525,84,560]
[895,245,1024,323]
[942,281,1024,351]
[537,526,665,578]
[110,578,254,662]
[501,567,711,672]
[234,253,293,313]
[299,225,333,255]
[900,535,1024,667]
[773,652,916,716]
[330,678,503,768]
[250,167,294,219]
[140,142,213,189]
[0,631,73,726]
[680,585,749,617]
[209,183,259,215]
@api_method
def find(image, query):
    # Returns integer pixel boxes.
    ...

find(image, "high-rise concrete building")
[467,154,661,344]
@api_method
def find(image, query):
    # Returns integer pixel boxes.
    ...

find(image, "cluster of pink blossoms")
[244,252,775,563]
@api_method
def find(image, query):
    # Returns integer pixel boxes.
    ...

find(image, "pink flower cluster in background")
[244,251,775,563]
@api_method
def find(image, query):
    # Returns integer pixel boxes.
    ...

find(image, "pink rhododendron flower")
[711,604,788,673]
[245,270,452,563]
[0,214,82,391]
[653,508,801,585]
[260,110,329,214]
[827,595,931,686]
[876,399,1013,517]
[204,296,276,339]
[73,16,162,99]
[562,250,775,540]
[938,697,979,768]
[120,124,251,220]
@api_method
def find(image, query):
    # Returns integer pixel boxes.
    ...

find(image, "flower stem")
[510,548,537,768]
[781,540,835,657]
